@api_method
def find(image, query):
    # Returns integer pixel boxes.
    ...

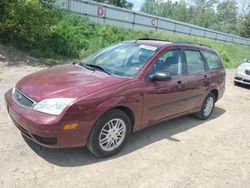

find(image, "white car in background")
[234,59,250,86]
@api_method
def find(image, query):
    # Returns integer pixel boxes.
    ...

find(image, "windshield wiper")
[78,61,95,71]
[85,64,111,75]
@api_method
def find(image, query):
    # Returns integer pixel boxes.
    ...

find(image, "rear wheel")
[195,93,215,120]
[87,109,131,158]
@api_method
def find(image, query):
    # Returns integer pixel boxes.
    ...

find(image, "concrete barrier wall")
[57,0,250,47]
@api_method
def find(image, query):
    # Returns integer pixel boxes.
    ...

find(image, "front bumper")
[5,89,88,148]
[234,72,250,85]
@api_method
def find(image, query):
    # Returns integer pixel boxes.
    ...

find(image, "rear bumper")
[5,89,89,148]
[217,86,225,101]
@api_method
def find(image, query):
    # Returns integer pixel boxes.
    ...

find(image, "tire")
[87,109,131,158]
[194,92,215,120]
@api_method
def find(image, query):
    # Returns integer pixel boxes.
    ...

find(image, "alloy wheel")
[98,118,126,152]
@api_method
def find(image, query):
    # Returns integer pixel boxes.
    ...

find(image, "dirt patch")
[0,45,250,187]
[0,43,50,66]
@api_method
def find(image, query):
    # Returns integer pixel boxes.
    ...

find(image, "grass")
[2,10,250,69]
[42,13,250,69]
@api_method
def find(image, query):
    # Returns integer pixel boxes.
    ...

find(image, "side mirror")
[147,72,172,82]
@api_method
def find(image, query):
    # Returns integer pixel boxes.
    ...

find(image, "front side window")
[202,51,222,70]
[82,43,159,77]
[150,49,183,76]
[185,50,205,74]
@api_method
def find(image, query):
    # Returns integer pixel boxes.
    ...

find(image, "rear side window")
[185,50,205,74]
[202,51,222,70]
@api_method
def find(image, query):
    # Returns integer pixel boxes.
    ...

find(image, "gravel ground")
[0,45,250,188]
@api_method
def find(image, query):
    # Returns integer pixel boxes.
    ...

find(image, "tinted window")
[203,51,222,70]
[151,49,183,76]
[185,50,205,74]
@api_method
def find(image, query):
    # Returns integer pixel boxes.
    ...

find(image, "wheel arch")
[86,105,136,157]
[210,89,219,102]
[87,104,136,144]
[108,106,135,133]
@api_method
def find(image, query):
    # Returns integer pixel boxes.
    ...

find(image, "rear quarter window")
[202,51,222,70]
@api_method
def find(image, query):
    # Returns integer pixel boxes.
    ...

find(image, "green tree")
[140,0,159,15]
[216,0,238,33]
[191,0,218,28]
[0,0,59,47]
[159,0,191,22]
[140,0,243,35]
[238,13,250,37]
[140,0,218,28]
[94,0,133,9]
[192,0,218,10]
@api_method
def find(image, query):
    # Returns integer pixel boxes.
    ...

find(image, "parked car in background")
[234,59,250,86]
[5,39,226,157]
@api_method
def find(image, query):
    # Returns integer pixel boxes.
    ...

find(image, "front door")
[142,49,189,127]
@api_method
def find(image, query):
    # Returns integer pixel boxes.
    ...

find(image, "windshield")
[81,43,159,77]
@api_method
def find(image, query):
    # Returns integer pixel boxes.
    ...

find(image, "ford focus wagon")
[5,39,226,157]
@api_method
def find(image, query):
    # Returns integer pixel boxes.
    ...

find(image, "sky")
[128,0,143,11]
[127,0,249,12]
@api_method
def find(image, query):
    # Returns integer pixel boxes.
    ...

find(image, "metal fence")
[57,0,250,47]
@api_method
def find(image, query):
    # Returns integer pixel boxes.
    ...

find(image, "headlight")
[33,98,75,115]
[237,67,245,74]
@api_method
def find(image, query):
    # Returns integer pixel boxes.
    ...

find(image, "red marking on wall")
[151,18,157,27]
[97,7,104,17]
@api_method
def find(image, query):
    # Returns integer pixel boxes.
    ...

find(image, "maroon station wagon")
[5,39,226,157]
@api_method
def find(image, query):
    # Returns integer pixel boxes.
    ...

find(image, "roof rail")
[136,38,170,42]
[136,38,211,48]
[174,41,211,48]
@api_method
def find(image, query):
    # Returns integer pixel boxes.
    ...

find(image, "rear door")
[183,49,210,110]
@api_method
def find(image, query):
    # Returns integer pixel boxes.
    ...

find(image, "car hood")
[16,64,128,101]
[239,63,250,69]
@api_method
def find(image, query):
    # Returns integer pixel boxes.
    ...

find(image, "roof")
[134,39,214,51]
[134,39,172,48]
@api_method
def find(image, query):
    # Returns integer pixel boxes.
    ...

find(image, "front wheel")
[87,109,131,158]
[195,93,215,120]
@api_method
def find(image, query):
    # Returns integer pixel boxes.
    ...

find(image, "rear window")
[203,51,222,70]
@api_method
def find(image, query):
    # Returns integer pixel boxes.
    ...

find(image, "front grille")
[13,88,34,107]
[235,77,242,80]
[243,79,250,83]
[245,69,250,75]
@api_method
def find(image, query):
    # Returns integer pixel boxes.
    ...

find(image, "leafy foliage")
[94,0,133,9]
[141,0,239,35]
[238,13,250,38]
[0,0,249,68]
[0,0,59,48]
